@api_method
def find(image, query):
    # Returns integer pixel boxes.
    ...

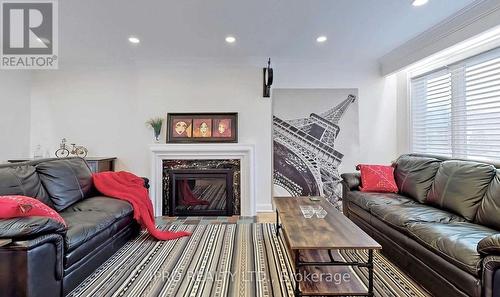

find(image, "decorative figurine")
[55,138,88,158]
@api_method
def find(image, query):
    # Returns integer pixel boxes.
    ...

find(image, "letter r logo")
[2,2,53,55]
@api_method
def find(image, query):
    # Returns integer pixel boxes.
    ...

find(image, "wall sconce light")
[263,58,273,98]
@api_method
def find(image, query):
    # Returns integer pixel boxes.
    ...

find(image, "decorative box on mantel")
[149,143,256,217]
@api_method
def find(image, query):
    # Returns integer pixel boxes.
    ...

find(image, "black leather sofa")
[0,158,141,297]
[342,154,500,297]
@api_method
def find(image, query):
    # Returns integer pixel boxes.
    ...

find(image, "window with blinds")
[410,49,500,161]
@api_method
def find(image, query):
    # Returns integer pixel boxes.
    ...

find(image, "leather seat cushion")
[371,203,466,231]
[407,222,497,276]
[36,158,94,211]
[60,196,133,267]
[476,170,500,230]
[427,160,496,221]
[393,155,441,203]
[0,164,54,208]
[347,191,417,213]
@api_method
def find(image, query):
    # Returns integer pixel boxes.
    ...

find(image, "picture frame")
[167,113,238,143]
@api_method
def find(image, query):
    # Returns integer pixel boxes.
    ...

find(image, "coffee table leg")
[327,249,335,262]
[294,250,301,297]
[368,249,374,297]
[275,209,280,236]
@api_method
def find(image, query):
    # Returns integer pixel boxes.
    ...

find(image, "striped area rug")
[68,224,429,297]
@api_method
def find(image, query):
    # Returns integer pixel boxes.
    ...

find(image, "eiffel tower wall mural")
[272,89,360,210]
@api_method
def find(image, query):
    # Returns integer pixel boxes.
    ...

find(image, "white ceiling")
[59,0,477,66]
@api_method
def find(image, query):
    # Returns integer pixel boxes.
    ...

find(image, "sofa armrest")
[482,255,500,297]
[478,234,500,255]
[142,177,150,190]
[340,173,361,191]
[0,217,66,240]
[5,233,64,279]
[0,233,64,297]
[341,173,360,217]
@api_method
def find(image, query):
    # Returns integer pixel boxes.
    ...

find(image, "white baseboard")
[256,203,273,213]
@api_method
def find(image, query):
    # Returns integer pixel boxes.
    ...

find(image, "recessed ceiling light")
[412,0,429,6]
[128,36,140,44]
[225,36,236,43]
[316,36,327,43]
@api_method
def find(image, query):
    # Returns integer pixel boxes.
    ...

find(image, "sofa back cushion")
[475,170,500,230]
[35,158,93,211]
[426,160,496,221]
[394,155,441,203]
[0,164,54,208]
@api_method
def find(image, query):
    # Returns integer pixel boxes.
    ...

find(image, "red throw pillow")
[357,164,398,193]
[0,195,66,226]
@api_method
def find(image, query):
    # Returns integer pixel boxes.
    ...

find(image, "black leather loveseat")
[0,158,140,297]
[342,154,500,297]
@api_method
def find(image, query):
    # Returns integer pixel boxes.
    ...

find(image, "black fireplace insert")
[167,169,234,216]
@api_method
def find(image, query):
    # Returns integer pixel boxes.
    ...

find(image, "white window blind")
[410,49,500,161]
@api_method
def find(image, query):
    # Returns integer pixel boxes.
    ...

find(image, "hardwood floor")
[256,212,275,223]
[156,212,275,224]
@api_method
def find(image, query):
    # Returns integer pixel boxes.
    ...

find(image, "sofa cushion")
[394,155,441,203]
[35,158,93,211]
[60,196,133,251]
[371,203,466,231]
[347,191,416,213]
[357,164,398,193]
[0,195,66,226]
[427,160,496,221]
[476,170,500,230]
[0,164,54,208]
[59,196,133,267]
[407,222,497,276]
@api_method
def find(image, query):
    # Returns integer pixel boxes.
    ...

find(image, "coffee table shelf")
[297,250,369,296]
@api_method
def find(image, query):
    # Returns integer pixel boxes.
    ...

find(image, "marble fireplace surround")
[149,144,256,217]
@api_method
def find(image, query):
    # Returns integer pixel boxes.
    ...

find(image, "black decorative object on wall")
[263,58,273,98]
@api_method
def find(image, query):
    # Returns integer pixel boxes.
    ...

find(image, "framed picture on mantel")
[167,113,238,143]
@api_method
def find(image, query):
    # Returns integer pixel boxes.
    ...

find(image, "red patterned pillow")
[357,164,398,193]
[0,195,66,226]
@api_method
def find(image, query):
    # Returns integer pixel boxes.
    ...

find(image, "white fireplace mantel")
[149,143,256,217]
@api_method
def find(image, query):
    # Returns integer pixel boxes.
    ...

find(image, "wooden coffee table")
[274,196,381,297]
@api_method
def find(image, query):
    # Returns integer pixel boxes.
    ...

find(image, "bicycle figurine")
[55,138,88,158]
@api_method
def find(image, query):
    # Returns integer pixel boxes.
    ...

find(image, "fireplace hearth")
[163,159,240,216]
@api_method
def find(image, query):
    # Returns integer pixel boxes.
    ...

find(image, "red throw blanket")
[92,171,191,240]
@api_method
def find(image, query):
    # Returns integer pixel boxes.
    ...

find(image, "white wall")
[30,62,273,211]
[29,60,398,211]
[0,71,31,161]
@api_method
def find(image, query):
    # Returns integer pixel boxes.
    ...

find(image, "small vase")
[153,131,161,143]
